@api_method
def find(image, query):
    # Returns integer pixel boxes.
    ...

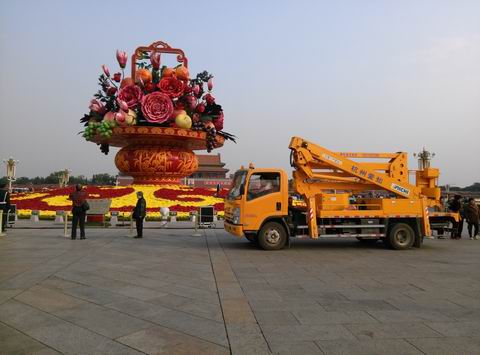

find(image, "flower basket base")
[99,126,223,185]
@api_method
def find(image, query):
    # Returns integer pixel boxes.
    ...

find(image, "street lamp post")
[414,148,435,170]
[3,158,19,193]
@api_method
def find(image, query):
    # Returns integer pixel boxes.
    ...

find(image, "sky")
[0,0,479,187]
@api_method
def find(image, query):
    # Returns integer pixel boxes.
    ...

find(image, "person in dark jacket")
[464,198,479,240]
[449,195,464,239]
[68,184,87,240]
[0,183,10,233]
[133,191,146,238]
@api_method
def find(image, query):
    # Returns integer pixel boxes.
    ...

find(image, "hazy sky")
[1,0,479,186]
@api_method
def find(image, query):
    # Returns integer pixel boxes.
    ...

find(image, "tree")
[462,182,480,192]
[70,175,89,185]
[33,176,46,184]
[441,185,462,191]
[15,177,32,184]
[91,173,116,185]
[44,171,63,184]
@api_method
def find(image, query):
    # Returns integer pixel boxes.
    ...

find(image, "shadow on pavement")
[220,236,443,252]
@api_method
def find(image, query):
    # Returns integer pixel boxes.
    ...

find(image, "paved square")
[1,227,480,354]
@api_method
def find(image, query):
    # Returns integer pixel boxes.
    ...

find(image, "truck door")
[242,171,285,231]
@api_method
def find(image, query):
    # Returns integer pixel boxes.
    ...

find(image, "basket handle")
[130,41,188,79]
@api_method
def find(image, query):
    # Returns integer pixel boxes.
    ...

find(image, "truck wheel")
[388,223,415,250]
[258,222,287,250]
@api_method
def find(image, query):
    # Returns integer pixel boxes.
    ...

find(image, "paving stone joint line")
[204,229,233,355]
[214,229,274,354]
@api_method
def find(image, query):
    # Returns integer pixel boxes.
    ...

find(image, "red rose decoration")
[106,87,117,96]
[118,85,143,109]
[113,73,122,82]
[141,92,173,124]
[158,77,185,98]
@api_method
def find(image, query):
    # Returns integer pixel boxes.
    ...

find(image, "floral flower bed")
[12,185,227,219]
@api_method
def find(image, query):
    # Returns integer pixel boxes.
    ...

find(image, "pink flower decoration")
[117,99,129,112]
[213,111,224,131]
[193,85,200,96]
[141,92,173,124]
[150,52,161,70]
[116,50,128,69]
[102,64,110,77]
[89,99,106,114]
[118,85,143,109]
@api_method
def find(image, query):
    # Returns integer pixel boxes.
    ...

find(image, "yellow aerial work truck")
[224,137,459,250]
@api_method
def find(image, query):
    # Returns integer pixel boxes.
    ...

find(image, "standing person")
[464,198,479,240]
[0,184,11,233]
[133,191,146,238]
[69,184,88,240]
[449,195,464,239]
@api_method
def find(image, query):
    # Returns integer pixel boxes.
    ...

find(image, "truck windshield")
[227,171,247,200]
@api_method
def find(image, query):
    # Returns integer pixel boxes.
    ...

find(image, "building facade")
[189,154,229,179]
[185,154,231,188]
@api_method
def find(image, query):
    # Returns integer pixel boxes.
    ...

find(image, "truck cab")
[224,167,290,248]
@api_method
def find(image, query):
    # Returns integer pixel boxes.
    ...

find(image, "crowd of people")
[447,194,480,240]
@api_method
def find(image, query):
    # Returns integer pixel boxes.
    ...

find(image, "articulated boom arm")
[289,137,421,199]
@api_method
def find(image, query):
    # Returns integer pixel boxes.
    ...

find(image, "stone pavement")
[1,228,480,354]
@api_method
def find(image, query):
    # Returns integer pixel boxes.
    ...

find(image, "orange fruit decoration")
[175,65,189,80]
[162,67,175,78]
[120,77,135,88]
[136,68,152,83]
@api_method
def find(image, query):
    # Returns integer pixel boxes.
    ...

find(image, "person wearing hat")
[132,191,146,238]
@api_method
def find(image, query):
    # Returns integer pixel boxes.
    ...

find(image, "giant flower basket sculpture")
[81,41,235,184]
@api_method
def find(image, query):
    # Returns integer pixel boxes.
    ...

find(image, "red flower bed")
[13,186,134,211]
[12,185,227,216]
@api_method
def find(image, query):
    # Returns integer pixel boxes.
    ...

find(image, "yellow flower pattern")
[13,184,226,219]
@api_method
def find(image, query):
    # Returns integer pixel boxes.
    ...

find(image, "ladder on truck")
[289,137,432,238]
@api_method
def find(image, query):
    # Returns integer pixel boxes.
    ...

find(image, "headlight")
[232,208,240,224]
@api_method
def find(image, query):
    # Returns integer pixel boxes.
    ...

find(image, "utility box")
[361,218,380,234]
[317,193,350,211]
[198,206,215,228]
